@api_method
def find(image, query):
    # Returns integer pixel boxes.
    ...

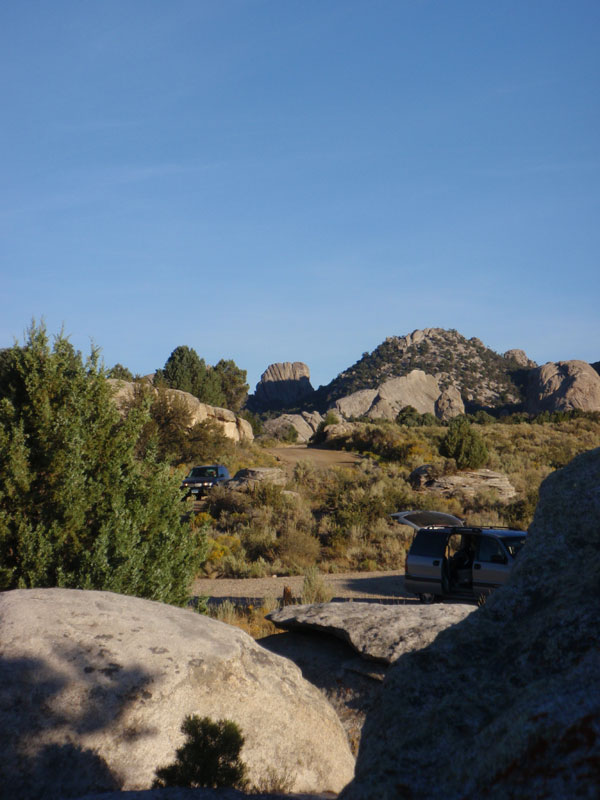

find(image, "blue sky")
[2,1,599,391]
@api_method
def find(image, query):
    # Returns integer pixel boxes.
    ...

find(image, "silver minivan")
[393,510,527,603]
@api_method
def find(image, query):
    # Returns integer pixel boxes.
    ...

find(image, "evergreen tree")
[155,346,226,406]
[0,324,207,604]
[212,359,248,411]
[439,416,489,470]
[107,363,134,380]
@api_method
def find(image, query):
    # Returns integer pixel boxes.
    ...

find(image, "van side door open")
[404,530,448,596]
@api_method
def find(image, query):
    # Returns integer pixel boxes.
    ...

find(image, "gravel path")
[192,570,414,604]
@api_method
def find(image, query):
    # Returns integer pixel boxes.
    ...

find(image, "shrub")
[301,565,333,603]
[439,417,489,470]
[153,715,247,789]
[0,324,206,604]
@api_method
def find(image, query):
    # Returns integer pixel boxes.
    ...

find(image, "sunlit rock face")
[527,359,600,414]
[342,447,600,800]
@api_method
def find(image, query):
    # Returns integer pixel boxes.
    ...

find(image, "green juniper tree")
[439,416,489,470]
[0,323,207,604]
[155,346,225,406]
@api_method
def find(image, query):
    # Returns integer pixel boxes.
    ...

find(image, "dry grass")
[208,597,282,638]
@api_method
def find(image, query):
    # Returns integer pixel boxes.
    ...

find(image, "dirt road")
[192,570,414,605]
[266,444,362,471]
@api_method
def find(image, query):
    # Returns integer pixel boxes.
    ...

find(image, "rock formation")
[263,411,323,443]
[435,385,465,420]
[408,465,516,502]
[323,328,526,411]
[503,348,537,368]
[527,359,600,414]
[107,379,253,442]
[334,370,446,420]
[0,589,354,799]
[334,389,379,419]
[227,466,288,490]
[247,362,314,412]
[342,447,600,800]
[268,603,474,664]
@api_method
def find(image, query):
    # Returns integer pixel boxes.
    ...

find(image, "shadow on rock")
[0,651,150,799]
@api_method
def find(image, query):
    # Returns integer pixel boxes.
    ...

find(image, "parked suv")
[392,510,527,603]
[180,464,230,497]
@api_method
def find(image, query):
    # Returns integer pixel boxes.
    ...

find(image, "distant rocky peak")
[503,348,537,368]
[247,361,314,412]
[322,327,526,411]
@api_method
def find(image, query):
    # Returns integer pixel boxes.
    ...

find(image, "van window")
[410,530,447,558]
[477,537,505,563]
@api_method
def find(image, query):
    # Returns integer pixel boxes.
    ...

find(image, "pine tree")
[439,417,489,470]
[0,324,207,604]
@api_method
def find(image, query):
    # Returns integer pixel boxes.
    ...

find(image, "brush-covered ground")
[186,411,600,581]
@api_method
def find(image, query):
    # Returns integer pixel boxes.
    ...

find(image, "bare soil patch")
[192,570,413,605]
[266,444,362,472]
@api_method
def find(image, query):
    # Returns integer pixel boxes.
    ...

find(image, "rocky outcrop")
[335,370,449,420]
[107,380,253,442]
[0,589,354,799]
[263,411,323,443]
[342,447,600,800]
[247,362,314,412]
[268,603,474,664]
[527,359,600,414]
[376,371,440,415]
[335,389,378,419]
[227,466,288,490]
[408,465,516,502]
[323,329,526,411]
[504,348,536,368]
[435,385,465,420]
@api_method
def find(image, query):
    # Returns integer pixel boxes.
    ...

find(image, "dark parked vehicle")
[392,510,527,604]
[180,464,230,497]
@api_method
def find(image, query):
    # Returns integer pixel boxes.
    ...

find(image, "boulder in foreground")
[0,589,354,799]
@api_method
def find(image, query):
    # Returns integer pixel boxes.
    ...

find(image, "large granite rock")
[0,589,354,799]
[108,381,253,442]
[248,362,314,412]
[342,447,600,800]
[408,466,516,502]
[335,371,441,420]
[377,371,441,415]
[263,411,323,443]
[527,360,600,414]
[434,385,465,421]
[335,389,378,419]
[267,603,474,664]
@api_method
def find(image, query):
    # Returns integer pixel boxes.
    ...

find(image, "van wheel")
[418,593,436,604]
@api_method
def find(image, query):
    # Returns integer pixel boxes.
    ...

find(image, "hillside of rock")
[342,447,600,800]
[314,328,532,412]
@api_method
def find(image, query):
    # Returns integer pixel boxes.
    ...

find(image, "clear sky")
[2,1,599,391]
